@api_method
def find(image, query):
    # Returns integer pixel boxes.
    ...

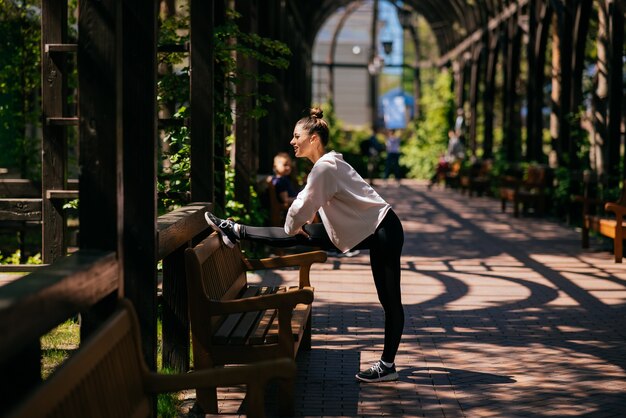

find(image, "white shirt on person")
[284,151,391,253]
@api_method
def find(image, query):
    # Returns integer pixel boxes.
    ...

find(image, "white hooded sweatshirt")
[284,151,391,252]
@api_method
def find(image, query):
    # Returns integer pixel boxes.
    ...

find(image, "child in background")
[272,152,298,206]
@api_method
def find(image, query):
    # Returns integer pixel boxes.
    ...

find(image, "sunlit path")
[192,180,626,417]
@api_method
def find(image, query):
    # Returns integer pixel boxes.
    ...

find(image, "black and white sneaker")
[204,212,239,248]
[355,361,399,383]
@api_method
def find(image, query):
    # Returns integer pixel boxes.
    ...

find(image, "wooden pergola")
[0,0,623,414]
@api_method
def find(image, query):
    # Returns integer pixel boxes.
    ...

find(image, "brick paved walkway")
[198,179,626,417]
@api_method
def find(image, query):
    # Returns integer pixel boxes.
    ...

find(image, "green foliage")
[400,69,454,179]
[0,250,42,265]
[224,164,266,226]
[157,6,291,221]
[213,7,291,126]
[0,1,41,179]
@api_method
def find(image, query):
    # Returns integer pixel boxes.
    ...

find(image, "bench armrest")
[605,202,626,220]
[207,287,314,316]
[245,250,327,287]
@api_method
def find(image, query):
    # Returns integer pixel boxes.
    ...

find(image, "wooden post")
[77,0,121,337]
[213,0,227,213]
[453,57,466,113]
[120,0,159,371]
[483,29,499,160]
[503,16,522,163]
[607,0,624,182]
[162,246,189,372]
[41,0,69,263]
[591,2,609,176]
[550,14,562,163]
[468,42,483,157]
[525,0,551,163]
[555,1,574,167]
[234,0,258,207]
[190,0,215,203]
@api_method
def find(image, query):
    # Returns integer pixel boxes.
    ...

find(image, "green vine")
[157,5,291,222]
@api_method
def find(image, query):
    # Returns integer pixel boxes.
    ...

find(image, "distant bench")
[185,232,327,414]
[7,299,294,418]
[574,175,626,263]
[500,165,550,217]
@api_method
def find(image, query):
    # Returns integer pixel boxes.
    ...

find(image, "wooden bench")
[500,165,549,217]
[7,299,295,418]
[460,159,493,197]
[444,160,462,189]
[184,232,327,414]
[576,176,626,263]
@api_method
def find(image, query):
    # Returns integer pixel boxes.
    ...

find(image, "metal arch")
[405,0,463,51]
[303,0,529,65]
[326,1,364,102]
[308,0,476,56]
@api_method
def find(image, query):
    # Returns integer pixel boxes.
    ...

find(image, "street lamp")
[382,40,393,55]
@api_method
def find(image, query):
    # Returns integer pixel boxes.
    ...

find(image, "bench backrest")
[185,233,248,336]
[8,300,151,418]
[525,165,548,188]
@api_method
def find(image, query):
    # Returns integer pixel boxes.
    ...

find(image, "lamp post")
[398,6,420,119]
[369,0,380,132]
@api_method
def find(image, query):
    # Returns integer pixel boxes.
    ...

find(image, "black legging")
[240,209,404,363]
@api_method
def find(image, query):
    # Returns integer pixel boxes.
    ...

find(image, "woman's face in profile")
[290,124,313,160]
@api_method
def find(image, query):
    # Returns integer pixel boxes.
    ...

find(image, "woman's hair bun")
[310,107,324,119]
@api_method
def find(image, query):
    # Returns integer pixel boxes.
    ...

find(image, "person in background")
[271,152,298,206]
[205,107,405,383]
[446,128,465,163]
[428,129,465,189]
[383,129,402,181]
[454,108,466,144]
[360,129,385,185]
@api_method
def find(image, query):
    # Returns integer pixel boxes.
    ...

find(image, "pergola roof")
[300,0,517,58]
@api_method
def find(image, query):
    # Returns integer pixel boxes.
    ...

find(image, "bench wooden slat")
[249,306,278,345]
[264,288,311,345]
[229,286,279,345]
[213,285,261,344]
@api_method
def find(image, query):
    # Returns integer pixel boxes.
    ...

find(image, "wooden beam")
[437,0,529,66]
[0,199,42,222]
[157,202,211,259]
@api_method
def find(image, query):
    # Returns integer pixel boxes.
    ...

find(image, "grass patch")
[40,318,80,379]
[41,312,183,416]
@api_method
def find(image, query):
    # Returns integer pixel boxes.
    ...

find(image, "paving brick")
[183,181,626,417]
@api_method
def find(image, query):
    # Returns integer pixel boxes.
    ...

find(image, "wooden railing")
[0,202,211,411]
[157,202,211,372]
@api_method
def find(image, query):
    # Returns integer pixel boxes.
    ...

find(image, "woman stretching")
[205,108,404,382]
